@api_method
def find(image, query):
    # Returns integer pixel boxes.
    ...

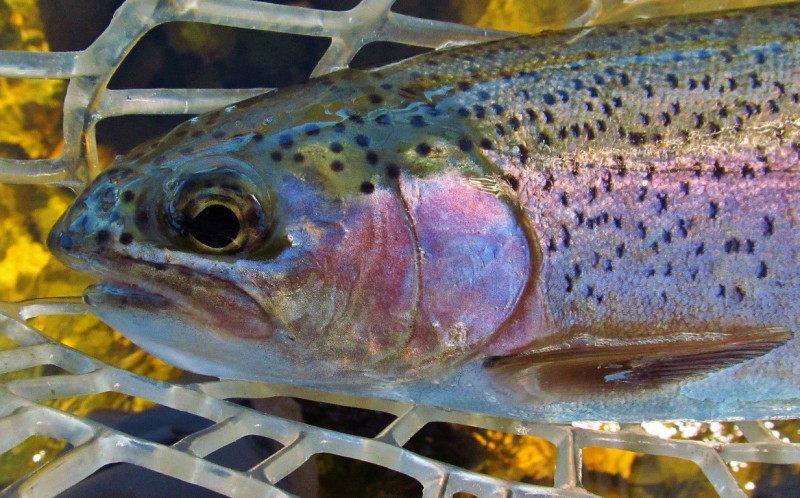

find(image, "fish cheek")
[245,184,421,376]
[397,171,532,359]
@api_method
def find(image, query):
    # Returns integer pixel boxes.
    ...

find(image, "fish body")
[49,3,800,421]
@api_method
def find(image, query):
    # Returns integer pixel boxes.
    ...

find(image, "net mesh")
[1,0,799,496]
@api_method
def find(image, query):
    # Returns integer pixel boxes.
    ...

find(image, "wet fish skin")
[47,3,800,417]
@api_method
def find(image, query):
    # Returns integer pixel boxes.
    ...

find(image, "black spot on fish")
[386,163,400,179]
[416,143,431,156]
[650,241,660,254]
[636,221,646,239]
[366,151,379,165]
[561,224,571,248]
[712,161,726,179]
[665,73,679,88]
[724,238,741,254]
[360,181,375,194]
[628,132,646,146]
[330,160,344,172]
[758,261,768,279]
[502,173,520,191]
[538,132,551,147]
[763,216,775,236]
[355,135,370,148]
[348,114,365,125]
[293,153,305,163]
[656,193,668,213]
[119,233,133,245]
[270,151,282,162]
[96,230,110,244]
[709,201,719,219]
[121,190,135,203]
[457,137,473,152]
[278,134,294,149]
[518,144,529,163]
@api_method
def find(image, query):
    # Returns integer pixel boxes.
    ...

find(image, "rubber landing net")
[1,1,799,496]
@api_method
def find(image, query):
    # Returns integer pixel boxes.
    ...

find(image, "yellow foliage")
[470,430,556,482]
[465,0,793,33]
[583,447,639,480]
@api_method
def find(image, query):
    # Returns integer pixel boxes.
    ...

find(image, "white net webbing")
[1,1,800,496]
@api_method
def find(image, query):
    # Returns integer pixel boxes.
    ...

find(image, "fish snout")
[48,185,126,267]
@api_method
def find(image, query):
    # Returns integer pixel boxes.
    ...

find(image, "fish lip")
[84,281,170,308]
[82,253,275,341]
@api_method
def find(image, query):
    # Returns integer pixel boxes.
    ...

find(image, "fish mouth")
[82,255,275,341]
[84,280,171,309]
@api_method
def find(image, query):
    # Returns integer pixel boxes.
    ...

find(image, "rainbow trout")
[49,4,800,421]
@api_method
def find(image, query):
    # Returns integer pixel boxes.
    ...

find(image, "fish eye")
[188,202,242,250]
[164,158,275,255]
[176,188,270,254]
[167,179,273,255]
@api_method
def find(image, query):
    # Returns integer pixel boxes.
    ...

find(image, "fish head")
[49,75,536,386]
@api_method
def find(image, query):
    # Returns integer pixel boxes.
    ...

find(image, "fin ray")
[485,326,792,397]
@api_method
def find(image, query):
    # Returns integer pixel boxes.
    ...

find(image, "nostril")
[59,233,74,251]
[47,230,73,253]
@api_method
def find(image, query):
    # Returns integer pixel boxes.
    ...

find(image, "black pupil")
[189,204,240,249]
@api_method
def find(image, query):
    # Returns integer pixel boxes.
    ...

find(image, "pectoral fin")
[484,326,791,397]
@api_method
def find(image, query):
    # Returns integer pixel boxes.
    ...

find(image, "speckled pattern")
[375,3,800,341]
[47,4,800,419]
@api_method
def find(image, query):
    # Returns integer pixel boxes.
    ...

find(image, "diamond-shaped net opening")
[1,0,800,496]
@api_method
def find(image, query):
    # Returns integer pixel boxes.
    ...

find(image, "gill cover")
[394,170,533,369]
